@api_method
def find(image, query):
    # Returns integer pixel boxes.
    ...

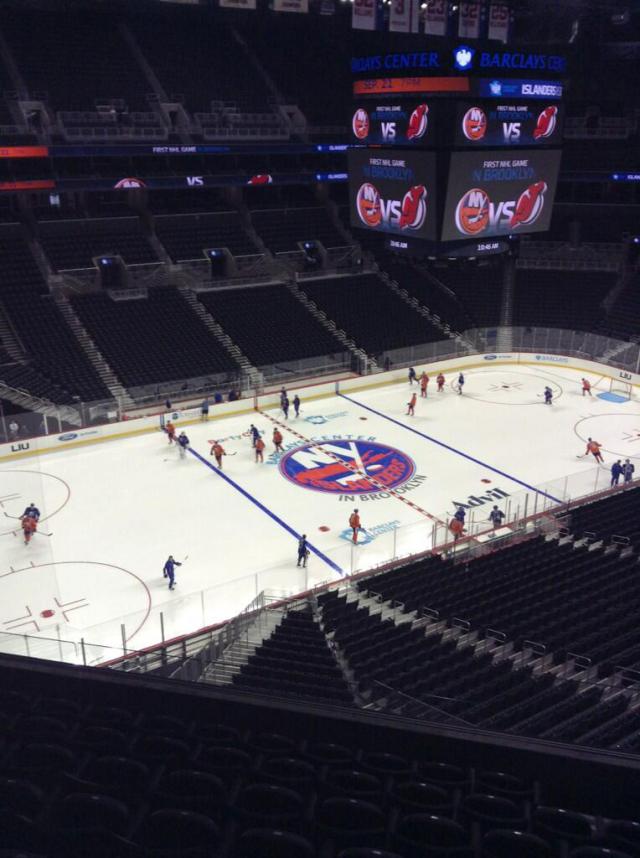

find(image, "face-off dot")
[481,478,492,484]
[359,417,368,420]
[319,526,330,532]
[40,609,55,618]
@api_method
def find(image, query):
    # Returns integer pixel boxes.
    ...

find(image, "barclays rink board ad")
[441,149,561,241]
[351,101,437,146]
[348,149,437,240]
[454,101,564,148]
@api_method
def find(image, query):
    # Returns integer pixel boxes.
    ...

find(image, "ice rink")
[1,363,637,663]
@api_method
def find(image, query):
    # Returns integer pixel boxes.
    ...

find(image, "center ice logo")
[279,440,415,495]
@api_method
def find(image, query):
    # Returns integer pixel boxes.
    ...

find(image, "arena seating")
[39,218,158,271]
[154,213,257,262]
[231,607,353,706]
[0,225,109,402]
[425,263,505,329]
[598,272,640,339]
[197,284,345,367]
[251,207,349,254]
[0,652,639,858]
[1,9,149,112]
[566,485,640,546]
[300,275,444,354]
[70,288,239,388]
[513,270,615,330]
[129,7,275,116]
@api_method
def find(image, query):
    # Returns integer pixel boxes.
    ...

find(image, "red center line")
[258,409,448,527]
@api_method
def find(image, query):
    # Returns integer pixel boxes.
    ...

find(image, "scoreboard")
[348,40,566,256]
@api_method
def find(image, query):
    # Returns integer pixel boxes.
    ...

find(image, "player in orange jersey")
[420,372,429,398]
[273,428,284,455]
[583,437,604,464]
[407,392,417,416]
[449,516,465,543]
[581,378,592,397]
[166,421,176,444]
[255,437,265,463]
[437,373,445,392]
[349,509,362,544]
[21,514,37,545]
[210,441,226,469]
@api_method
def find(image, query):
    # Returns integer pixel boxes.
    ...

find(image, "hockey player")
[407,392,417,416]
[420,372,429,398]
[437,373,445,393]
[282,396,290,420]
[177,431,190,459]
[449,516,465,542]
[489,505,505,528]
[210,441,226,469]
[293,394,301,418]
[273,428,284,454]
[581,378,592,397]
[21,514,37,545]
[544,386,553,405]
[255,436,265,463]
[166,421,176,444]
[163,555,181,591]
[408,367,417,385]
[454,506,466,524]
[22,502,40,521]
[297,534,310,568]
[584,438,604,464]
[280,387,287,408]
[249,424,260,448]
[201,398,210,420]
[349,509,362,544]
[623,458,635,484]
[611,460,623,487]
[457,373,465,395]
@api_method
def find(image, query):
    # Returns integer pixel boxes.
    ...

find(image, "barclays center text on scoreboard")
[348,38,566,257]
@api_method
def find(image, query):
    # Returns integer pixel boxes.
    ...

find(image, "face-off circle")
[574,413,640,459]
[0,470,71,538]
[279,440,416,495]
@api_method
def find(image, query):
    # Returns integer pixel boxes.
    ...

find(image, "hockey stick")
[3,511,21,520]
[36,530,53,537]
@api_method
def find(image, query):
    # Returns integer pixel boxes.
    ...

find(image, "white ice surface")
[1,365,637,663]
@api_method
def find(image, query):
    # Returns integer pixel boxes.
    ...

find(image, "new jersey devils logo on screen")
[533,106,558,140]
[399,185,428,230]
[455,188,490,235]
[406,104,429,141]
[462,107,487,141]
[509,181,547,228]
[352,108,370,140]
[356,183,382,227]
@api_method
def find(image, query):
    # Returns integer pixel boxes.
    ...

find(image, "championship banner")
[218,0,256,8]
[424,0,448,36]
[273,0,309,11]
[389,0,419,33]
[458,1,482,39]
[488,3,510,42]
[352,0,378,30]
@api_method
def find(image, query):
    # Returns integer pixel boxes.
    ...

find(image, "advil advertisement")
[351,102,436,146]
[348,148,437,240]
[441,149,561,241]
[455,101,564,147]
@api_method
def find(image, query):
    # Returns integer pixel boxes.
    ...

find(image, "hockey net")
[609,378,633,400]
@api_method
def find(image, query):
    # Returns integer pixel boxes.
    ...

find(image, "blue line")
[188,447,343,575]
[339,393,562,504]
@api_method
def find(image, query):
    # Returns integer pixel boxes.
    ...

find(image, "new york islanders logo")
[356,183,382,227]
[352,108,370,140]
[280,440,415,495]
[406,104,429,140]
[455,188,490,235]
[462,107,487,141]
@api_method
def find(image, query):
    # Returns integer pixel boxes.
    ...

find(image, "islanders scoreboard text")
[348,40,566,257]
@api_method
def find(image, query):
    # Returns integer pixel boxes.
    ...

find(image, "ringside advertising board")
[348,148,437,240]
[441,149,561,241]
